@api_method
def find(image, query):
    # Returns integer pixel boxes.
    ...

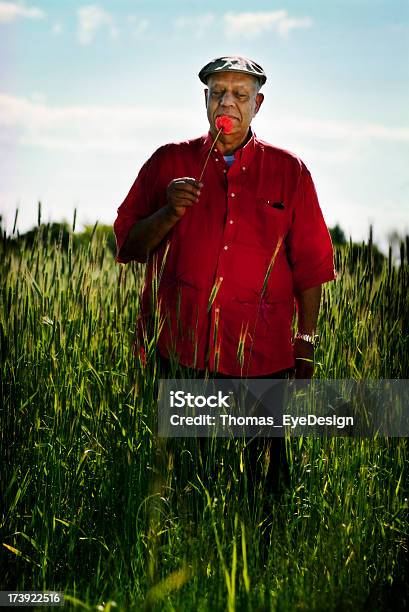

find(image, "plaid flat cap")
[198,55,267,86]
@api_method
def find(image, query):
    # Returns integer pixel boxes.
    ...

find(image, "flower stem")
[198,127,223,183]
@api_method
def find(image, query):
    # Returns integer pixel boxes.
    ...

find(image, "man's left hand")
[294,338,314,379]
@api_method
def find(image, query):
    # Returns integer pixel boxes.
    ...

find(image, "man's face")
[204,72,264,140]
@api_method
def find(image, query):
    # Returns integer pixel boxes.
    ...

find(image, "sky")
[0,0,408,249]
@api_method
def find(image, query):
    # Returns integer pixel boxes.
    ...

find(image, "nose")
[219,90,235,107]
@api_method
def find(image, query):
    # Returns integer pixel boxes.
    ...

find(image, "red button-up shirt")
[114,130,336,376]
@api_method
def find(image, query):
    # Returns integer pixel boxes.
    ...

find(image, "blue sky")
[1,0,408,248]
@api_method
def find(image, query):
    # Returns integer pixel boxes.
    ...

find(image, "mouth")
[216,114,238,120]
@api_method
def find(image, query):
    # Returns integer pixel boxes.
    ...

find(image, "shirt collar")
[201,127,258,168]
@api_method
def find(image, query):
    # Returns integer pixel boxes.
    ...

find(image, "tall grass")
[1,219,408,611]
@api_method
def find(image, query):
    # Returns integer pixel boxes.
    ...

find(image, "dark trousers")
[157,352,292,513]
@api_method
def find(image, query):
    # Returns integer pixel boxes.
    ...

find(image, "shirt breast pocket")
[254,196,289,251]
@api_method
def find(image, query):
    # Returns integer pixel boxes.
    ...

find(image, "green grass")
[1,222,408,611]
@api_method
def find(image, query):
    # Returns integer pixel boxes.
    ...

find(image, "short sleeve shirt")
[113,130,336,376]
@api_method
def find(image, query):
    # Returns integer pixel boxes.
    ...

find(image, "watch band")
[294,332,319,347]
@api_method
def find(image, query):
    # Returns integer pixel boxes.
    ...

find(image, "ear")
[204,88,209,107]
[254,92,264,116]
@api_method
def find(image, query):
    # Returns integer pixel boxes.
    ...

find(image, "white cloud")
[262,115,409,143]
[77,5,118,45]
[127,15,149,37]
[0,93,199,152]
[223,10,313,39]
[52,21,62,35]
[276,15,313,38]
[29,91,46,104]
[0,1,44,23]
[173,13,214,38]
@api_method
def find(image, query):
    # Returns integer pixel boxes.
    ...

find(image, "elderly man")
[114,56,335,504]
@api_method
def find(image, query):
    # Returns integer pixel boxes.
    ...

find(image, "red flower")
[215,115,233,134]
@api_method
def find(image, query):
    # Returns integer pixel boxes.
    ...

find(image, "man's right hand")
[166,177,202,218]
[118,178,202,262]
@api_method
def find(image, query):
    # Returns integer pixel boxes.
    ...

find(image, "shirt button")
[230,192,235,198]
[215,158,219,162]
[219,276,224,281]
[223,169,227,173]
[242,166,246,171]
[229,220,234,224]
[215,307,220,313]
[224,245,228,250]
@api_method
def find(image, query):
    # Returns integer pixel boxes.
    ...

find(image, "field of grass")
[1,221,408,611]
